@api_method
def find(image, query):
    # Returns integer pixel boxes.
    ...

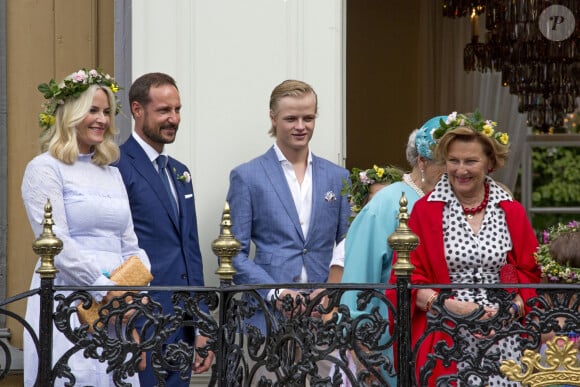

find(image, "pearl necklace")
[403,173,425,197]
[461,182,490,219]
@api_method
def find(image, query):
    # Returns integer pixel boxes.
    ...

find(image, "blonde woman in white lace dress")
[21,69,150,386]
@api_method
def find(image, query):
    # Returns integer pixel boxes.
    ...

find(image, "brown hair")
[434,126,509,170]
[549,231,580,268]
[129,72,178,114]
[268,79,317,136]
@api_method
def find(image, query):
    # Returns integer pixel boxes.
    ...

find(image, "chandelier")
[443,1,580,132]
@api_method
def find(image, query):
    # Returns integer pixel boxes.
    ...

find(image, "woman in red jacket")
[390,111,540,386]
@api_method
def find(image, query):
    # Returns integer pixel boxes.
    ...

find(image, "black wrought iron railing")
[4,282,580,386]
[0,200,579,386]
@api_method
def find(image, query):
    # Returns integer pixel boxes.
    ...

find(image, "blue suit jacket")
[116,136,205,315]
[226,146,350,291]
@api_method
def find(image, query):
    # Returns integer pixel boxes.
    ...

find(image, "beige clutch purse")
[77,255,153,332]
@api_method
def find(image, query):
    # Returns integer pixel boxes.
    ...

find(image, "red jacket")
[388,192,540,385]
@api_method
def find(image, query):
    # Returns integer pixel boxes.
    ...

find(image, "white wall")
[132,0,345,286]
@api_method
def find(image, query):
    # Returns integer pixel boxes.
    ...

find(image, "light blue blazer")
[226,146,350,293]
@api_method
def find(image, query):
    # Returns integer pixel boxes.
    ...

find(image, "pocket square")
[184,194,193,199]
[324,191,337,202]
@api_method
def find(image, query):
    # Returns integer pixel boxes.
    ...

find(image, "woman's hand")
[444,298,498,319]
[417,289,498,319]
[102,290,140,325]
[439,299,502,339]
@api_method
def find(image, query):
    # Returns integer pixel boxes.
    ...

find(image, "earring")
[421,169,425,183]
[488,168,494,174]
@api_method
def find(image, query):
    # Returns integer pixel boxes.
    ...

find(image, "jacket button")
[181,274,188,280]
[302,249,308,254]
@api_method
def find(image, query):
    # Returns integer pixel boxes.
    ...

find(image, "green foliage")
[432,110,509,146]
[529,146,580,232]
[37,68,121,132]
[341,165,403,223]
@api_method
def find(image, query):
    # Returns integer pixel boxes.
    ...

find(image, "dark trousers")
[138,325,196,387]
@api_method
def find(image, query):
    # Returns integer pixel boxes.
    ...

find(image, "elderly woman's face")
[445,139,492,198]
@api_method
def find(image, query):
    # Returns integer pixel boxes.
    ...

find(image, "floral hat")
[416,115,447,160]
[432,110,509,146]
[341,164,404,221]
[37,68,121,133]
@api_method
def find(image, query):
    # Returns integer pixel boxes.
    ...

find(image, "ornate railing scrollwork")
[1,198,579,386]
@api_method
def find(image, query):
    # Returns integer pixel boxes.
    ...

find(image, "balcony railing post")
[212,202,241,386]
[32,199,62,386]
[388,193,419,387]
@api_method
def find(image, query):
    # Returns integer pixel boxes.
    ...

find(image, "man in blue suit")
[116,72,214,386]
[226,79,350,327]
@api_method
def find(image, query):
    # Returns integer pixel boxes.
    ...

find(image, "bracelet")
[424,291,438,312]
[511,301,524,319]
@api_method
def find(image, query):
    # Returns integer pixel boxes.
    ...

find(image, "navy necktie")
[156,155,179,218]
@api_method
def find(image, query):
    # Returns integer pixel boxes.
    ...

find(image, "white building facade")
[127,0,347,288]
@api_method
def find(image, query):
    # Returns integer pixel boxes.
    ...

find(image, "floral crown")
[341,165,403,221]
[432,110,509,146]
[535,221,580,283]
[37,68,121,132]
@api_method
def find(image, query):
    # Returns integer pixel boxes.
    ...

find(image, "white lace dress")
[21,152,150,386]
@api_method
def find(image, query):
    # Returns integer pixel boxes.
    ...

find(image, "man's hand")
[132,329,147,371]
[275,289,323,318]
[193,334,215,374]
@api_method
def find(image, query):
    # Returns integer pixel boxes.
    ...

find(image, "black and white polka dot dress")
[429,175,520,386]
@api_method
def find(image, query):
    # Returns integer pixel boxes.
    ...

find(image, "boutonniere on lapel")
[324,191,337,202]
[173,167,191,183]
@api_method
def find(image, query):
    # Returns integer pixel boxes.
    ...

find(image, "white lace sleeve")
[113,170,151,271]
[21,155,114,289]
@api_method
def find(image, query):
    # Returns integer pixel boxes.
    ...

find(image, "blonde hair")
[268,79,317,136]
[39,84,120,166]
[434,126,509,170]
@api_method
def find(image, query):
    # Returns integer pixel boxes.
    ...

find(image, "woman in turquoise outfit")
[339,116,446,384]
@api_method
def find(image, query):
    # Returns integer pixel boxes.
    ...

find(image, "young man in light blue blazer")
[226,79,350,332]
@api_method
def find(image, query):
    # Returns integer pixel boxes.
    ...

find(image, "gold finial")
[32,199,62,279]
[388,192,418,276]
[213,202,241,283]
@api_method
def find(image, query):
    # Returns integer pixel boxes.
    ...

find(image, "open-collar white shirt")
[273,143,313,285]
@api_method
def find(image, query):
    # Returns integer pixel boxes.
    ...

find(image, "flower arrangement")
[535,221,580,283]
[432,110,510,146]
[341,164,403,220]
[173,168,191,183]
[37,68,121,132]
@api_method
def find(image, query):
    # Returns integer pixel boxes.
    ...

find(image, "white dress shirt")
[132,132,178,206]
[267,144,313,300]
